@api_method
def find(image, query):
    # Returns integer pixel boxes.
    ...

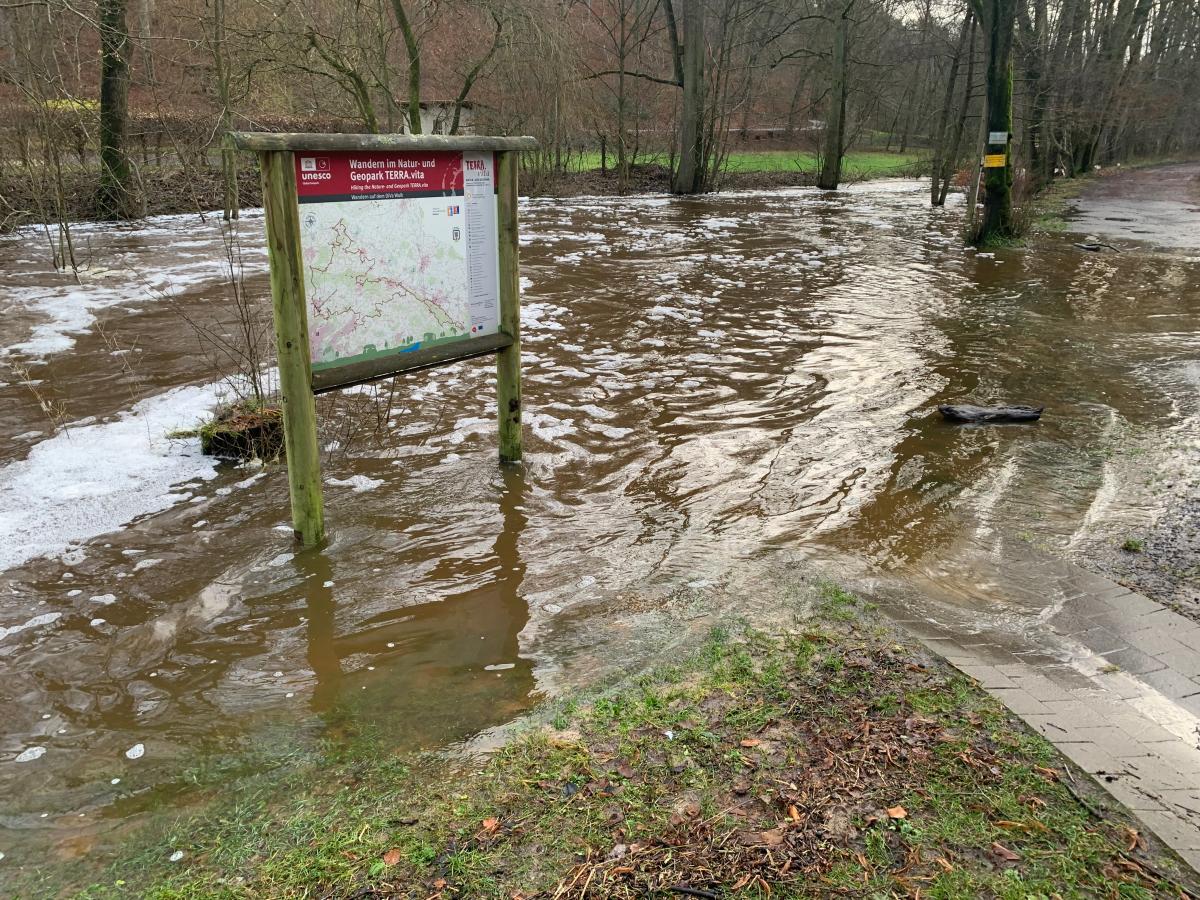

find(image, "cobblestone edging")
[889,564,1200,873]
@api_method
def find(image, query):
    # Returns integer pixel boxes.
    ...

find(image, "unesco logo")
[299,157,332,181]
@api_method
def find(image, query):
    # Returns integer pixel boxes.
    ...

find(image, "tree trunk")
[449,13,503,135]
[974,0,1017,244]
[390,0,422,134]
[931,11,973,206]
[939,21,977,207]
[817,3,849,191]
[98,0,140,219]
[617,36,629,192]
[212,0,237,220]
[964,111,987,234]
[670,0,705,195]
[139,0,155,84]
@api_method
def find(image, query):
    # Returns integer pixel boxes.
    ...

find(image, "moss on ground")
[48,584,1193,899]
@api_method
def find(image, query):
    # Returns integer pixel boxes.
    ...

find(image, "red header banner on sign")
[295,150,465,202]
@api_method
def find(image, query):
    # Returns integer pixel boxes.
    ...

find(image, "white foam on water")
[579,403,616,420]
[0,383,227,572]
[588,423,634,440]
[2,215,269,360]
[327,474,385,493]
[0,612,61,641]
[528,412,576,442]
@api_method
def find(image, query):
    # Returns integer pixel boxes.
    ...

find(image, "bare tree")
[97,0,141,218]
[816,0,851,189]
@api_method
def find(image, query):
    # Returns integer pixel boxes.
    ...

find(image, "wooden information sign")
[231,132,538,545]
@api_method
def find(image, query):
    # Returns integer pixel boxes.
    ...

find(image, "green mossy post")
[259,150,325,545]
[972,0,1017,244]
[495,150,523,463]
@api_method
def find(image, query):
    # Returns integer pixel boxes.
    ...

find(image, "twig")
[1060,763,1107,820]
[668,888,720,899]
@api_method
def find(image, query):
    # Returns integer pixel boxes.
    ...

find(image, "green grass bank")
[42,582,1194,899]
[567,150,926,179]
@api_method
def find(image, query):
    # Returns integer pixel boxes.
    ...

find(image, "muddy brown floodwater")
[0,168,1198,886]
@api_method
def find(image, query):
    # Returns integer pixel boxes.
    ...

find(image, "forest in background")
[1,0,1198,240]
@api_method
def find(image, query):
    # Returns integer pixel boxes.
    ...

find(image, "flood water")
[1,166,1198,881]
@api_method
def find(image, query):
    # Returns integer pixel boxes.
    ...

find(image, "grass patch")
[196,399,283,461]
[566,149,927,178]
[47,601,1189,898]
[1027,175,1091,234]
[1123,537,1146,553]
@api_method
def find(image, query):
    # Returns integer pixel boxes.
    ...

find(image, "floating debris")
[938,404,1044,424]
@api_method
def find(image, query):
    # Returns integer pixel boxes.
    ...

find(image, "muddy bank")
[1079,462,1200,622]
[0,166,264,230]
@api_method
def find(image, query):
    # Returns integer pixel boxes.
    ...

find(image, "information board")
[294,149,501,376]
[983,153,1008,169]
[232,131,535,545]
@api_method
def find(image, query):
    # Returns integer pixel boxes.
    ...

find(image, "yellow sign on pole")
[983,153,1007,168]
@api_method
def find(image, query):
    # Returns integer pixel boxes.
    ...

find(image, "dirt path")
[1068,161,1200,252]
[1068,164,1200,622]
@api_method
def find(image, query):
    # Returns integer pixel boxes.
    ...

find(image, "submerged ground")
[61,576,1200,897]
[0,164,1197,891]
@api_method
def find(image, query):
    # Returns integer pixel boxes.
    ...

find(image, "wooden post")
[259,150,325,544]
[495,150,523,463]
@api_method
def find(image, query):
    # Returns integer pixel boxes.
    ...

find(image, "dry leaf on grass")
[997,819,1048,833]
[758,826,787,846]
[381,847,402,866]
[613,759,636,779]
[991,842,1021,862]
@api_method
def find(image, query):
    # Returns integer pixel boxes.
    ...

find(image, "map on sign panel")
[294,149,500,373]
